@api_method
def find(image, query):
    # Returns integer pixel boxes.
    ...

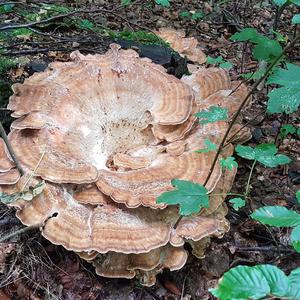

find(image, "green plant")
[210,264,300,300]
[194,106,228,124]
[0,56,17,74]
[207,55,233,69]
[179,10,204,21]
[251,203,300,253]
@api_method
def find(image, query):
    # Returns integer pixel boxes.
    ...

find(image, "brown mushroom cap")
[91,245,187,286]
[0,168,20,185]
[8,45,194,185]
[11,183,172,254]
[0,138,14,172]
[156,28,207,64]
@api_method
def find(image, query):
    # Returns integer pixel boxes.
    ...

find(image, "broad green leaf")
[291,225,300,253]
[296,190,300,203]
[156,179,209,216]
[207,56,224,64]
[273,0,287,5]
[219,61,233,69]
[291,0,300,5]
[195,106,228,124]
[251,206,300,227]
[230,28,261,42]
[252,37,282,61]
[288,268,300,300]
[230,28,282,61]
[255,265,289,297]
[155,0,170,7]
[235,143,291,167]
[220,156,238,170]
[292,14,300,24]
[229,198,246,211]
[280,124,297,139]
[210,265,270,300]
[195,139,217,153]
[267,63,300,114]
[0,181,45,204]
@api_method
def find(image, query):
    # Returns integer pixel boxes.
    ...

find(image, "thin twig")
[0,224,40,243]
[0,121,24,176]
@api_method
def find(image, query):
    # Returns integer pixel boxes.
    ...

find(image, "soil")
[0,0,299,299]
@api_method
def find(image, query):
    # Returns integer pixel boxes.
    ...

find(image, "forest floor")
[0,0,300,299]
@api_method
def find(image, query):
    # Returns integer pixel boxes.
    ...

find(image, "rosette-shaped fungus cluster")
[0,31,251,286]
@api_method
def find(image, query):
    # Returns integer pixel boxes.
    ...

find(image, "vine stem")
[173,32,300,230]
[245,160,256,197]
[0,121,24,176]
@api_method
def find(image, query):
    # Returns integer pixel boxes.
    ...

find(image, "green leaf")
[207,56,224,64]
[229,198,246,211]
[0,181,45,204]
[191,11,204,20]
[235,143,291,167]
[230,28,260,42]
[219,61,233,69]
[155,0,170,7]
[291,225,300,253]
[255,265,289,297]
[210,265,270,300]
[0,4,14,14]
[252,38,282,61]
[156,179,209,216]
[296,190,300,204]
[288,268,300,300]
[179,11,191,18]
[241,69,265,81]
[267,63,300,114]
[230,28,282,61]
[195,139,217,153]
[78,19,94,30]
[291,0,300,5]
[273,0,288,5]
[195,106,228,124]
[280,124,297,139]
[293,14,300,24]
[220,156,238,170]
[251,206,300,227]
[121,0,132,5]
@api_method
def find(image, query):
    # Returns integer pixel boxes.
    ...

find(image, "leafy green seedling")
[267,63,300,114]
[235,143,291,167]
[0,4,14,14]
[220,156,238,170]
[241,68,266,81]
[195,139,217,153]
[195,106,228,124]
[179,10,204,20]
[156,179,209,215]
[231,28,283,61]
[229,197,246,210]
[251,205,300,253]
[77,19,94,30]
[155,0,170,7]
[207,56,233,69]
[280,124,297,139]
[210,264,300,300]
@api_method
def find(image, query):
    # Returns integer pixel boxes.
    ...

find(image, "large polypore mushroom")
[0,33,251,286]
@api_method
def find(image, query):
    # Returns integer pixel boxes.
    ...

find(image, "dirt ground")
[0,0,300,299]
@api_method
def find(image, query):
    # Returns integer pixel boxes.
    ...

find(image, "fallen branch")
[0,224,41,243]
